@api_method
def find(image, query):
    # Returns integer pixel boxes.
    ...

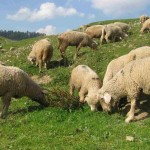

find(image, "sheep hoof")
[126,112,131,117]
[90,105,97,112]
[125,117,133,123]
[125,118,131,123]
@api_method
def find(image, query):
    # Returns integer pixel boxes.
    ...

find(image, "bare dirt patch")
[31,75,52,84]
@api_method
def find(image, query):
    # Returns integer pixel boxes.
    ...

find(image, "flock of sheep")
[0,15,150,123]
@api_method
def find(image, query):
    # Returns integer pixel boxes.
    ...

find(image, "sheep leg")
[45,60,50,70]
[43,59,49,70]
[89,104,97,112]
[125,98,136,123]
[0,95,11,119]
[100,35,104,44]
[79,87,87,103]
[69,82,75,96]
[74,44,82,60]
[59,44,67,59]
[36,61,38,67]
[105,34,110,43]
[38,59,43,73]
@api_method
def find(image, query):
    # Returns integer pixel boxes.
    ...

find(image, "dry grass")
[31,75,52,84]
[46,88,83,112]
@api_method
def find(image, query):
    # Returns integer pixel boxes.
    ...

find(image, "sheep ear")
[104,93,111,104]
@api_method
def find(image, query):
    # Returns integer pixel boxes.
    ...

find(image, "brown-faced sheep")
[103,46,150,85]
[85,25,103,39]
[28,39,53,72]
[140,18,150,33]
[69,65,110,112]
[58,31,98,60]
[0,65,49,118]
[98,57,150,123]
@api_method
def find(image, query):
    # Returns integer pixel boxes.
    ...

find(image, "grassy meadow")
[1,18,150,150]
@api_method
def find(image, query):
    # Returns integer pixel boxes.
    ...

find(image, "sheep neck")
[103,74,127,102]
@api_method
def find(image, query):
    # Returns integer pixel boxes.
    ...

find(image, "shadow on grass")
[117,93,150,121]
[10,105,45,115]
[48,59,70,69]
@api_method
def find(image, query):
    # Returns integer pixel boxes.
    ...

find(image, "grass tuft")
[47,88,83,112]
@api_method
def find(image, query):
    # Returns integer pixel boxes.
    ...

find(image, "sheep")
[69,65,110,111]
[140,18,150,33]
[139,15,149,25]
[85,25,103,39]
[103,46,150,85]
[58,31,98,60]
[0,65,49,118]
[100,24,126,44]
[28,39,53,72]
[113,22,130,33]
[77,24,89,32]
[97,57,150,123]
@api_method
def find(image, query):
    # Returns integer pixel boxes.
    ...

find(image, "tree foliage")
[0,30,45,40]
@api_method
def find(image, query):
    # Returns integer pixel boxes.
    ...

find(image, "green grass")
[1,18,150,150]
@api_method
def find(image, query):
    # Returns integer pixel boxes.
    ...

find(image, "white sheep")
[58,31,98,60]
[140,18,150,33]
[139,15,149,24]
[69,65,107,111]
[103,46,150,85]
[98,57,150,123]
[28,38,53,72]
[85,25,103,39]
[77,24,89,32]
[100,24,126,44]
[0,65,49,118]
[113,22,130,33]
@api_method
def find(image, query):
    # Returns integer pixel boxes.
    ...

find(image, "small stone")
[126,136,134,142]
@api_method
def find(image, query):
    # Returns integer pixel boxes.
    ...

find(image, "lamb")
[100,24,126,44]
[97,57,150,123]
[85,25,103,39]
[28,38,53,72]
[58,31,98,60]
[103,46,150,85]
[139,15,149,24]
[0,65,49,118]
[113,22,130,33]
[69,65,109,111]
[140,18,150,33]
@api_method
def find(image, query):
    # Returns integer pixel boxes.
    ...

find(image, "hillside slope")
[1,18,150,149]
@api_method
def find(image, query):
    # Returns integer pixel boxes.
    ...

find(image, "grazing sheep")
[28,39,53,72]
[69,65,109,111]
[100,24,126,44]
[58,31,98,60]
[139,15,149,24]
[98,57,150,123]
[140,18,150,33]
[113,22,130,33]
[85,25,103,39]
[78,24,89,32]
[0,65,49,118]
[103,46,150,85]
